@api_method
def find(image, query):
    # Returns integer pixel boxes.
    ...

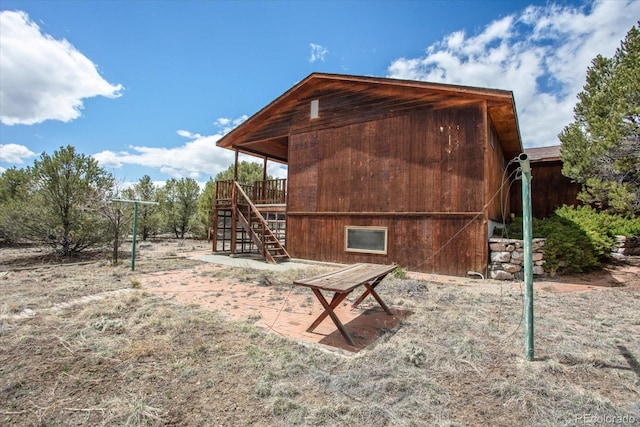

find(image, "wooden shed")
[213,73,523,277]
[509,145,581,219]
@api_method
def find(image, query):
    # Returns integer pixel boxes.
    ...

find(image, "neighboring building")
[510,145,581,219]
[214,73,523,277]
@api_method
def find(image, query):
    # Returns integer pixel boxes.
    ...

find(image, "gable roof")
[217,72,523,162]
[524,145,561,162]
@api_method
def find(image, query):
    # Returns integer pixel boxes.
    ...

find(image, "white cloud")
[93,116,253,180]
[0,10,122,125]
[213,115,248,134]
[0,143,36,163]
[95,134,229,180]
[268,163,288,179]
[387,0,640,148]
[309,43,329,63]
[177,130,203,139]
[91,149,126,168]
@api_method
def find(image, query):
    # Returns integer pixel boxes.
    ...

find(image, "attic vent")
[310,99,319,119]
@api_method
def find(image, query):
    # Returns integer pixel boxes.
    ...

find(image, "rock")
[491,252,511,262]
[502,263,521,273]
[490,270,514,280]
[533,238,546,249]
[489,238,513,244]
[490,243,506,252]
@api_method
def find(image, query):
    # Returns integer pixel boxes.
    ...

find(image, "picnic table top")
[293,263,397,293]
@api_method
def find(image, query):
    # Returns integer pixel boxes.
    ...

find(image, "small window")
[345,226,388,255]
[310,99,319,119]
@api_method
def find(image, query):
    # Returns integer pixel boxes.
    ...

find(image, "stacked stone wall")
[611,235,640,258]
[488,238,546,280]
[488,235,638,280]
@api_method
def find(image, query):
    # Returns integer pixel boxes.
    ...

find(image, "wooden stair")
[235,182,290,264]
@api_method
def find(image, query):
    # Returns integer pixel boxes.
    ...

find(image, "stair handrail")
[234,181,290,261]
[234,181,269,227]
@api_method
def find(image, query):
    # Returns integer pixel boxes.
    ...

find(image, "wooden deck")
[215,179,286,206]
[212,179,289,263]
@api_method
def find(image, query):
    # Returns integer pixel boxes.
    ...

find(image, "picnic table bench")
[293,263,397,346]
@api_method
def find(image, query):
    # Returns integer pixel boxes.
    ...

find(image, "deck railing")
[215,178,287,205]
[252,178,287,204]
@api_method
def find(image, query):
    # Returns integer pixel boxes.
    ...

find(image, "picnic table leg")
[306,290,349,331]
[307,289,355,346]
[352,275,393,314]
[362,283,393,314]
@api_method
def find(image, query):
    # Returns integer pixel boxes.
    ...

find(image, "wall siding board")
[389,115,406,211]
[484,110,508,221]
[428,114,442,212]
[287,215,485,275]
[509,161,580,218]
[288,132,318,212]
[284,95,491,276]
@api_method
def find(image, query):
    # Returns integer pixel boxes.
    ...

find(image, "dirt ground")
[137,248,640,352]
[1,239,639,426]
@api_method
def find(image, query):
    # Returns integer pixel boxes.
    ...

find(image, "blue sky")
[0,0,638,186]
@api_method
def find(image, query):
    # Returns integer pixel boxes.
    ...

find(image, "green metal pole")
[110,199,158,271]
[131,202,139,271]
[519,153,534,361]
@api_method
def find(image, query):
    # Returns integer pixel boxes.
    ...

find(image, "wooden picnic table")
[293,263,397,346]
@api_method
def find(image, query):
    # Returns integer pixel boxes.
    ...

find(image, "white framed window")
[345,226,388,255]
[310,99,319,119]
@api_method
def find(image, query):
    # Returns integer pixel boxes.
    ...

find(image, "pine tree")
[126,175,160,240]
[159,178,201,238]
[559,22,639,217]
[27,145,114,254]
[214,160,270,184]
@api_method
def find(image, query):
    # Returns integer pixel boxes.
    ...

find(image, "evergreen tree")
[159,177,200,238]
[196,178,216,240]
[214,160,270,184]
[126,175,160,240]
[101,181,134,265]
[0,167,33,243]
[559,22,640,216]
[25,145,114,255]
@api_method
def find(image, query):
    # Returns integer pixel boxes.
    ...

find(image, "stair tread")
[232,197,289,261]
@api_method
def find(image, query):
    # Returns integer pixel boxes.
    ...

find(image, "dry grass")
[1,241,639,426]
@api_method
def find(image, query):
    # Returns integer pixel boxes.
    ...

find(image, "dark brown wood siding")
[286,215,486,276]
[485,121,509,221]
[286,102,489,276]
[509,160,580,218]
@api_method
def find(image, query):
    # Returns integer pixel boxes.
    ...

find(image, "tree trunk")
[112,229,119,265]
